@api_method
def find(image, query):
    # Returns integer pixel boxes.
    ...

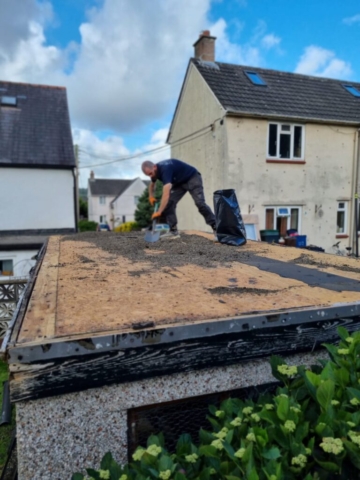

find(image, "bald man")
[141,159,216,239]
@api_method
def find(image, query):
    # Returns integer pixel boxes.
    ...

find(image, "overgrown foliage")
[135,182,163,228]
[0,360,15,475]
[78,220,98,232]
[72,327,360,480]
[114,221,140,232]
[79,198,88,218]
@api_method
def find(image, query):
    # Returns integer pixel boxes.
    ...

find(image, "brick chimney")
[90,170,95,181]
[193,30,216,62]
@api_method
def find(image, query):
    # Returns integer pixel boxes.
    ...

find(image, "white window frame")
[267,123,305,160]
[336,202,348,234]
[265,206,302,233]
[99,196,106,205]
[99,215,107,223]
[0,259,14,276]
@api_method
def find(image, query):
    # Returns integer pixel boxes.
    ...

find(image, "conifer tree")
[134,181,163,228]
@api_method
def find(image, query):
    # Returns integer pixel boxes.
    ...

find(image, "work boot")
[160,230,180,240]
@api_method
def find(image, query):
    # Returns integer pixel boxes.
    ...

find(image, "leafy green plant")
[72,327,360,480]
[78,220,98,232]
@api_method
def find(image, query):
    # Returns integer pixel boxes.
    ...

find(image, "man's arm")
[158,183,171,214]
[148,182,156,205]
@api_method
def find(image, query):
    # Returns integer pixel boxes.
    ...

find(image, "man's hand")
[149,196,156,206]
[152,211,161,220]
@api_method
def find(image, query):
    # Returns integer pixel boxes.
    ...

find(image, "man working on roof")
[141,159,216,239]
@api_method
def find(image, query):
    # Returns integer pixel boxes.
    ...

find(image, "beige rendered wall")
[226,117,358,252]
[169,65,227,231]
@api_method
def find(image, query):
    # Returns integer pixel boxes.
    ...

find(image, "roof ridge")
[0,80,65,90]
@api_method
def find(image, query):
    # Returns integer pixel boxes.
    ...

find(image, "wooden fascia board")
[7,302,360,402]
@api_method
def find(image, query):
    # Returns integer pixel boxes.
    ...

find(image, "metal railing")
[0,279,27,339]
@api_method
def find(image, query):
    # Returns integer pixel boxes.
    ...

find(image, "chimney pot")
[90,170,95,181]
[193,30,216,62]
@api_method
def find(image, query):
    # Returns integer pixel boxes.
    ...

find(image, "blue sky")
[0,0,359,186]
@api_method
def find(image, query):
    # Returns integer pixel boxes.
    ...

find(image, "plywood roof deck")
[13,232,360,347]
[6,231,360,402]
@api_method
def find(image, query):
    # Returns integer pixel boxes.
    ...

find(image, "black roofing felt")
[0,81,75,167]
[89,178,134,197]
[192,59,360,124]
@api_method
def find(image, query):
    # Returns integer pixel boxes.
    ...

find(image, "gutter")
[72,167,78,233]
[226,110,360,127]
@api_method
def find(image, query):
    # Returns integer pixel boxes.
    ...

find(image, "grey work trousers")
[162,173,216,231]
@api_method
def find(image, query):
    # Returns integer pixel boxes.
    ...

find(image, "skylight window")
[245,71,267,86]
[1,96,17,106]
[343,85,360,97]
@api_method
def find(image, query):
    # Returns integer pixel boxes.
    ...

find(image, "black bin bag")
[213,189,247,246]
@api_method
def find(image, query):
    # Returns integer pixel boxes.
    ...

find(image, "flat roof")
[5,232,360,402]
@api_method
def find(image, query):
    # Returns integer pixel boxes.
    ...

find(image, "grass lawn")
[0,358,15,475]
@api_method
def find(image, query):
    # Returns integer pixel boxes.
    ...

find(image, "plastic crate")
[295,235,307,248]
[260,230,280,243]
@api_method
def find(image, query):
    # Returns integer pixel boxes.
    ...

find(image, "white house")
[87,171,149,227]
[167,31,360,253]
[0,80,77,280]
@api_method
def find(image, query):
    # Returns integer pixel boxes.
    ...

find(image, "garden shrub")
[72,327,360,479]
[78,220,98,232]
[114,221,140,233]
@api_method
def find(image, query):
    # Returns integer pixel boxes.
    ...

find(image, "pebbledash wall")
[0,168,75,231]
[16,349,328,480]
[170,64,360,253]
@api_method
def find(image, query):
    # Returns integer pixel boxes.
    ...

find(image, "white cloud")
[75,127,170,187]
[262,33,281,50]
[343,14,360,25]
[211,18,261,66]
[294,46,352,79]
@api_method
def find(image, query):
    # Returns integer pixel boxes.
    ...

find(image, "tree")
[134,181,163,228]
[79,198,88,218]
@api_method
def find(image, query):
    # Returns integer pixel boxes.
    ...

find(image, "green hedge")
[78,220,98,232]
[72,327,360,480]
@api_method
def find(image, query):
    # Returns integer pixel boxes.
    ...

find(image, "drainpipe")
[353,129,360,257]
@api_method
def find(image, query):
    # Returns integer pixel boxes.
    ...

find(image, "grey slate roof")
[89,179,135,197]
[192,59,360,124]
[0,80,75,167]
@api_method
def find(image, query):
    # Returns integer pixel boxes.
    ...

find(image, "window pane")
[268,124,277,156]
[293,126,302,158]
[0,259,13,275]
[265,209,274,229]
[337,211,345,233]
[290,209,299,230]
[279,133,291,158]
[281,124,291,131]
[338,202,345,209]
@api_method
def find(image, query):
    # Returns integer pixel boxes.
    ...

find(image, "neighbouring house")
[87,171,149,227]
[167,31,360,253]
[0,80,77,283]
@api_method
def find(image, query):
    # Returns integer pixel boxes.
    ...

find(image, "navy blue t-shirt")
[153,159,197,186]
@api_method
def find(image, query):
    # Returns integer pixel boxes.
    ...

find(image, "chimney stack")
[90,170,95,181]
[193,30,216,62]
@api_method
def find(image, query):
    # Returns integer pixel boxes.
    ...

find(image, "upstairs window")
[245,71,267,86]
[1,96,17,106]
[134,196,140,205]
[99,196,106,205]
[268,123,304,160]
[343,85,360,97]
